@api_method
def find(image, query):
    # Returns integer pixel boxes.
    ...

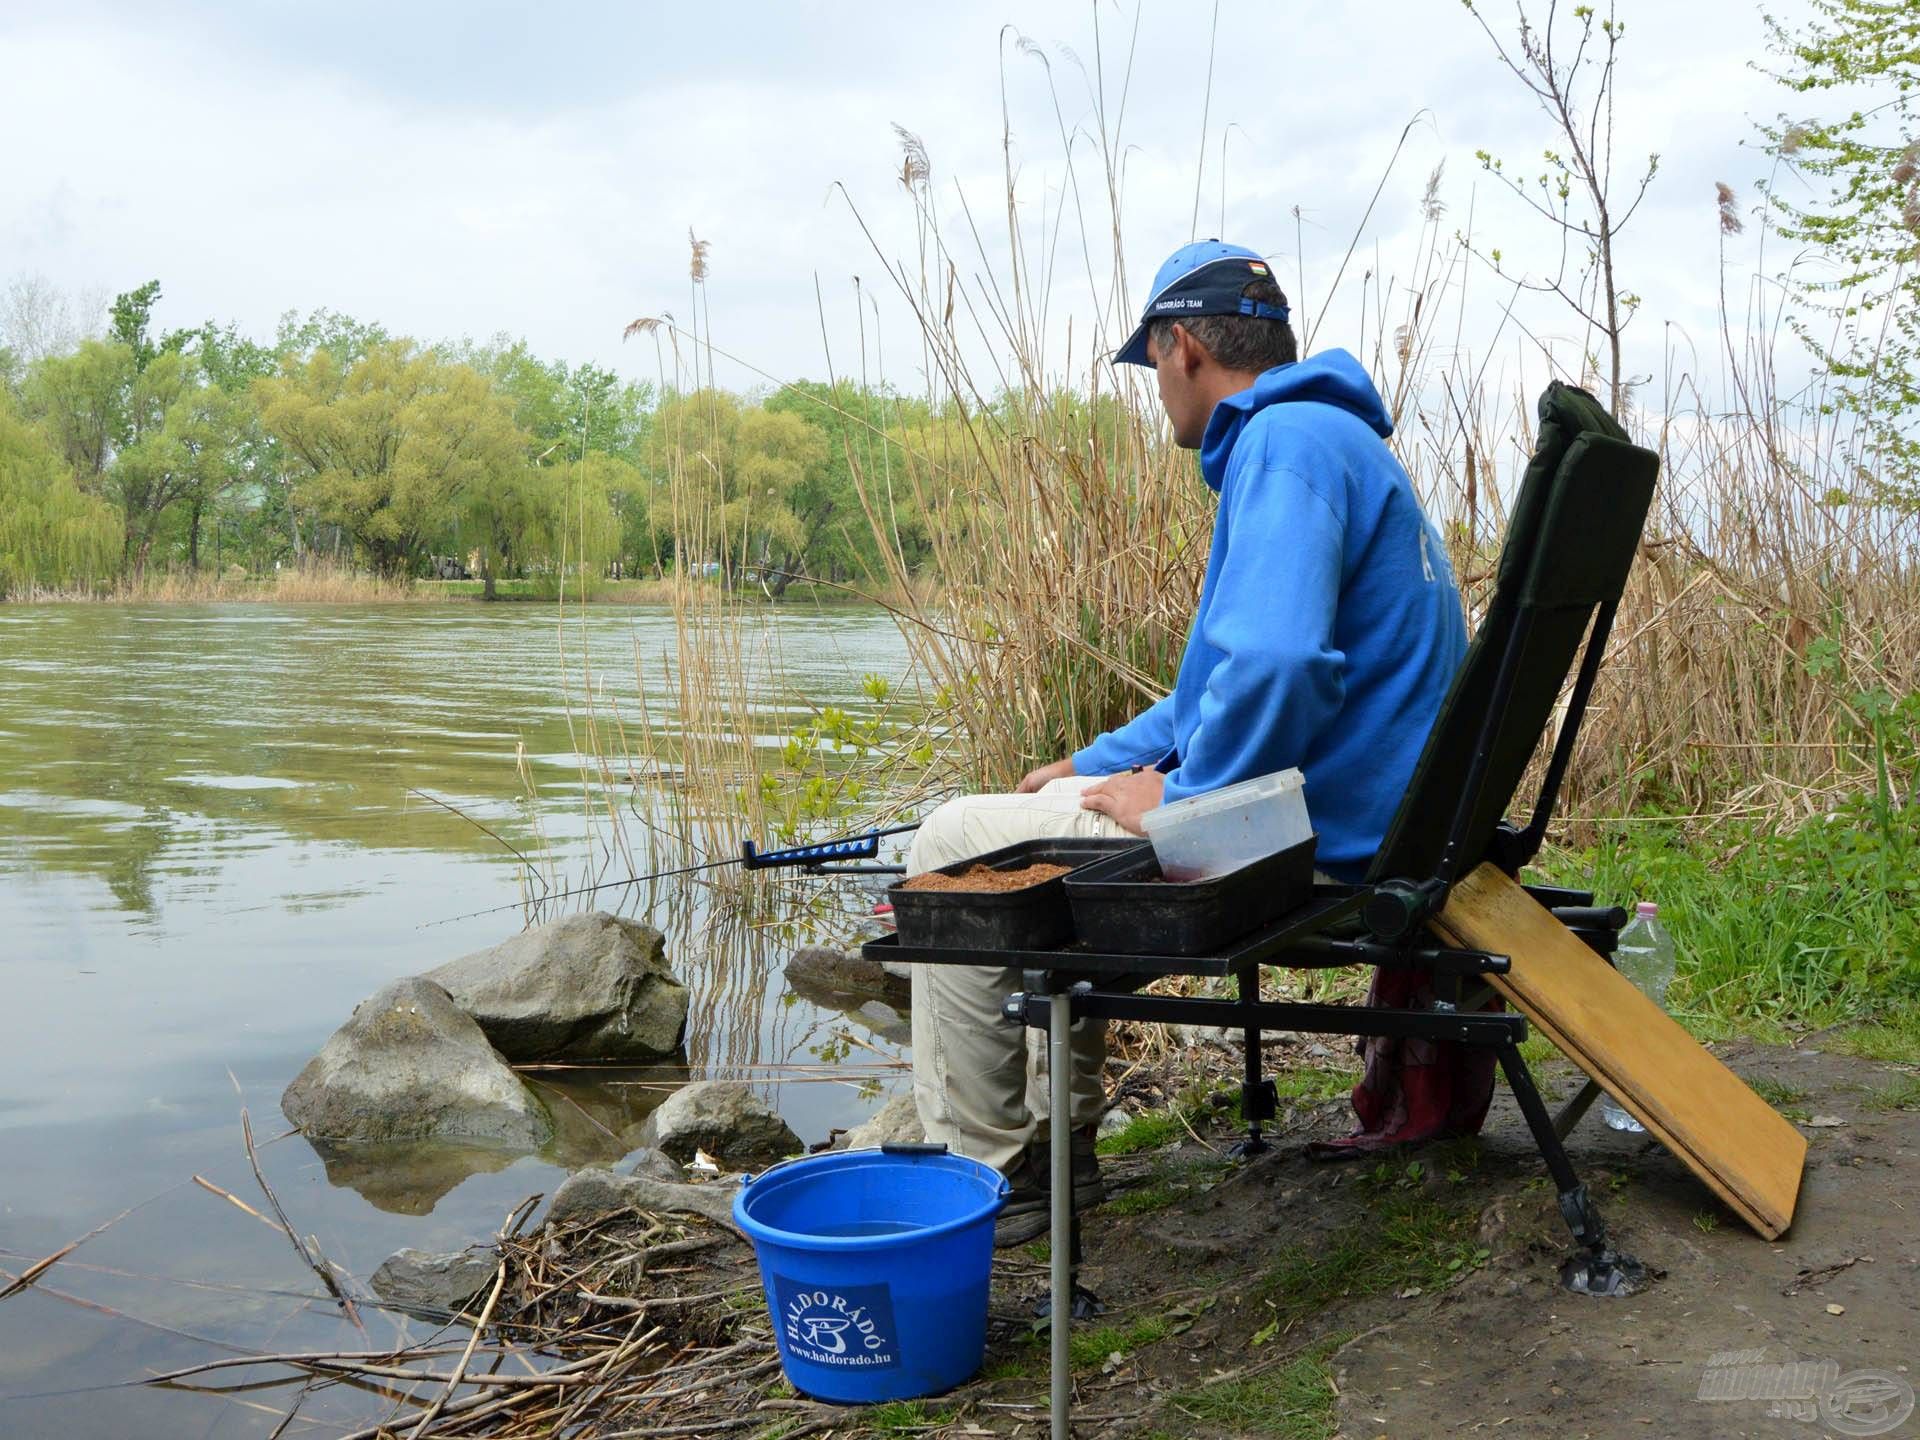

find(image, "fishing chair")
[867,382,1806,1436]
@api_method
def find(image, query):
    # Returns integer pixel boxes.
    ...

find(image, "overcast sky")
[2,0,1821,411]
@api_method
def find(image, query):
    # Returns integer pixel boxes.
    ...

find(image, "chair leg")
[1230,970,1273,1158]
[1495,1043,1647,1297]
[1230,1023,1277,1158]
[1553,1077,1605,1139]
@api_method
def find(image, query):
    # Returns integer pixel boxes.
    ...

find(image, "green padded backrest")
[1366,382,1660,884]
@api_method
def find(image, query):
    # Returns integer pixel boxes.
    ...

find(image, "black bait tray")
[1063,836,1317,956]
[887,837,1146,951]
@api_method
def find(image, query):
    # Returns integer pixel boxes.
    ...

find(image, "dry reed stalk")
[0,1202,142,1302]
[817,55,1918,839]
[240,1108,365,1333]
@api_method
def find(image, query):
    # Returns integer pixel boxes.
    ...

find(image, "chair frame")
[864,387,1658,1437]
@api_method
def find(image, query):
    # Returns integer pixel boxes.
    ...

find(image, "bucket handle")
[740,1141,951,1188]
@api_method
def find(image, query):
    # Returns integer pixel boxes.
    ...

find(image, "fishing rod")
[422,821,920,928]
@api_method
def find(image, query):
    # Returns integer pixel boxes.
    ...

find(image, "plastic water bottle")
[1600,902,1676,1133]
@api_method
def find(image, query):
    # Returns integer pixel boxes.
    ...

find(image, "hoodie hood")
[1198,348,1393,492]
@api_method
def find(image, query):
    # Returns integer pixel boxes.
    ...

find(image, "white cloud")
[1,0,1821,412]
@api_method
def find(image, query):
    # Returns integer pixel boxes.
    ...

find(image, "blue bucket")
[733,1144,1007,1404]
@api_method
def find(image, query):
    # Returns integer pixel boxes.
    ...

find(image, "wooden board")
[1431,863,1806,1240]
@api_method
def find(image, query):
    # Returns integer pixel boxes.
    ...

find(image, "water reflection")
[0,601,916,1439]
[302,1060,693,1214]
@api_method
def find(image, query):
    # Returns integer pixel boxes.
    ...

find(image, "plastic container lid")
[1139,767,1305,831]
[1636,902,1658,917]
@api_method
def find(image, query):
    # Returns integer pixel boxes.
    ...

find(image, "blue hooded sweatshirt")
[1072,349,1467,881]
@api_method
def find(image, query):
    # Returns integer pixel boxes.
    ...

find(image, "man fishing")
[905,239,1470,1246]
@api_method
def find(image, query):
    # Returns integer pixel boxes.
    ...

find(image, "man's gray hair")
[1149,276,1298,373]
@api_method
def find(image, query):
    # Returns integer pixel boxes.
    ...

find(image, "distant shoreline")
[2,575,895,608]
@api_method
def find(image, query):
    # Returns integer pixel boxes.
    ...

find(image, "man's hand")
[1078,768,1166,835]
[1014,757,1077,794]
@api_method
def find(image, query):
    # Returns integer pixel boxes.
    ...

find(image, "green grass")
[1018,1310,1175,1373]
[1105,1180,1183,1216]
[1096,1109,1186,1156]
[864,1399,955,1432]
[1254,1175,1485,1324]
[1746,1076,1813,1120]
[1518,1033,1562,1069]
[1164,1337,1346,1438]
[1066,1314,1173,1370]
[1534,771,1920,1038]
[1828,1015,1920,1065]
[1097,1069,1356,1162]
[1271,1064,1359,1104]
[1863,1074,1920,1111]
[1747,1077,1808,1107]
[980,1350,1040,1382]
[1103,1154,1234,1217]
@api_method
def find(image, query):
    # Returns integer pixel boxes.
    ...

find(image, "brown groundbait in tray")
[898,861,1073,894]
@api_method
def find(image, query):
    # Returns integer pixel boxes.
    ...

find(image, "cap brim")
[1112,322,1154,367]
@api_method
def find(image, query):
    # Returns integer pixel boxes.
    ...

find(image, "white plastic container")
[1139,767,1313,882]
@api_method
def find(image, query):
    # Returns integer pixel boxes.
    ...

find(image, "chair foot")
[1033,1285,1104,1321]
[1227,1131,1270,1160]
[1555,1182,1647,1297]
[1560,1245,1647,1297]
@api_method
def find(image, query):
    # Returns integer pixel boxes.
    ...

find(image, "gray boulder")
[282,978,551,1147]
[841,1092,924,1150]
[370,1247,498,1313]
[427,912,690,1062]
[637,1081,801,1167]
[785,945,909,1004]
[547,1168,740,1231]
[851,998,911,1045]
[622,1147,684,1183]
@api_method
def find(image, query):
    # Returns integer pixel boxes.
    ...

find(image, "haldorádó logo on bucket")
[773,1278,899,1369]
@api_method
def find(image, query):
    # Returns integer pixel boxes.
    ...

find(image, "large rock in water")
[785,945,910,1004]
[636,1081,801,1168]
[370,1247,498,1314]
[426,912,689,1062]
[282,978,551,1147]
[840,1092,924,1150]
[547,1168,741,1231]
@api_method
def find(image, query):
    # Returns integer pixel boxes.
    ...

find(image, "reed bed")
[813,86,1919,842]
[602,93,1920,890]
[13,563,430,603]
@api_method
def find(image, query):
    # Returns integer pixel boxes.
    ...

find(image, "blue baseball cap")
[1113,239,1289,367]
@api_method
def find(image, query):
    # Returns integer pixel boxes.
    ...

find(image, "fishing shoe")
[993,1151,1049,1248]
[1058,1124,1108,1210]
[993,1128,1109,1248]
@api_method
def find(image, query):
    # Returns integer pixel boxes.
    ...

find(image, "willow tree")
[645,389,829,586]
[0,397,119,596]
[256,342,528,576]
[1763,0,1920,504]
[109,350,242,570]
[23,340,239,571]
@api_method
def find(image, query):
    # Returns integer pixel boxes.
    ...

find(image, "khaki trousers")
[906,776,1133,1172]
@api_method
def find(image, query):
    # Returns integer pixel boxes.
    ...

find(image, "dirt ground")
[932,1036,1920,1439]
[515,1035,1916,1440]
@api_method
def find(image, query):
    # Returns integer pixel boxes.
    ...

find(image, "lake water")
[0,602,915,1438]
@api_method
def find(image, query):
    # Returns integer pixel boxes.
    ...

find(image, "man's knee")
[905,796,972,876]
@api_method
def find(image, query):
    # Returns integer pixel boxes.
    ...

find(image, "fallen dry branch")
[141,1195,789,1438]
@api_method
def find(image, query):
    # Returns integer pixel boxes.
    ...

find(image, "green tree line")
[0,281,951,599]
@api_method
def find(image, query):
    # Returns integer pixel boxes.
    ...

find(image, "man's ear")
[1170,323,1205,377]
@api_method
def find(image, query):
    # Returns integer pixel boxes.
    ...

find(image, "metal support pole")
[1554,1077,1605,1140]
[1049,981,1072,1440]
